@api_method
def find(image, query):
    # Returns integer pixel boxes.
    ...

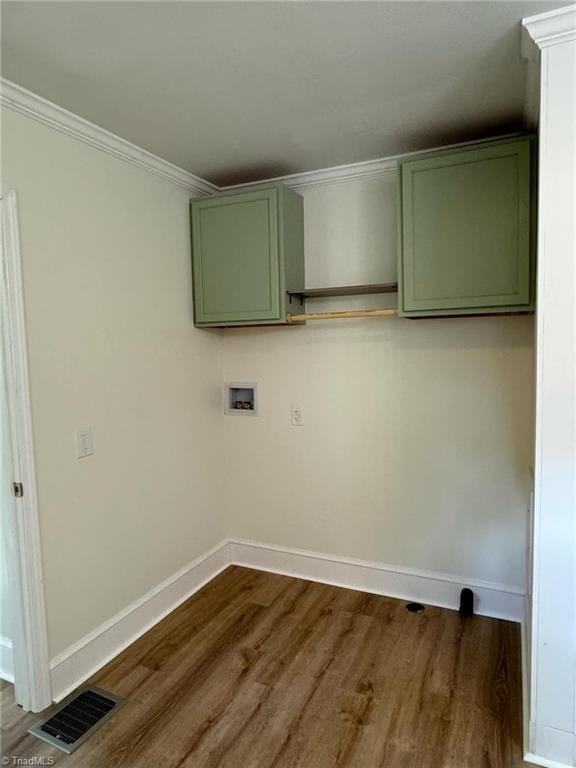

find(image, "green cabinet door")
[191,184,304,326]
[398,138,534,317]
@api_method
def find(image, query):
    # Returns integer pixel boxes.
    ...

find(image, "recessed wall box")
[224,382,258,416]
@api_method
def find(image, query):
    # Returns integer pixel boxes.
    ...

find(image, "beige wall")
[222,174,535,590]
[2,109,226,658]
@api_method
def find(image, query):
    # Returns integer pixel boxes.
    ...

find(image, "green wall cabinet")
[398,137,535,317]
[191,183,304,327]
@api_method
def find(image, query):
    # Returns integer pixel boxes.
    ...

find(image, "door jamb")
[1,185,52,711]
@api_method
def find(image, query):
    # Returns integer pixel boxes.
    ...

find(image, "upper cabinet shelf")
[398,137,535,317]
[191,183,305,327]
[288,282,398,299]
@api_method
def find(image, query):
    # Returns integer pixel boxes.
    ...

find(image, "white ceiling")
[1,1,561,185]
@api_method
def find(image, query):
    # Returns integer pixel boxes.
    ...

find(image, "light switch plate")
[76,426,93,458]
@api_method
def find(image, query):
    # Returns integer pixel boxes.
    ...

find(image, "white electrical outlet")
[291,405,304,427]
[76,426,94,458]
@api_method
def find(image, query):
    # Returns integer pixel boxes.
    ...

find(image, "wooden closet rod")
[287,308,398,323]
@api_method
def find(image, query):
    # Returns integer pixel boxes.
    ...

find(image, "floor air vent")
[28,686,123,754]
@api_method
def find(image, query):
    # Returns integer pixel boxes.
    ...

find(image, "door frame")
[1,185,52,711]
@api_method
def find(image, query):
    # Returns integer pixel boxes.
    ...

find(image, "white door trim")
[0,185,52,711]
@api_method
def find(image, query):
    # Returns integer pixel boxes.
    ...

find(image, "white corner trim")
[522,49,541,129]
[523,5,576,49]
[0,636,15,684]
[522,621,531,756]
[49,540,231,702]
[0,78,218,197]
[229,538,526,623]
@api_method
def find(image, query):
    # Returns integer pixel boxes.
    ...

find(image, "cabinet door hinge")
[13,482,24,498]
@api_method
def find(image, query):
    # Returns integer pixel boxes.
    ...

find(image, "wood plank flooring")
[1,566,530,767]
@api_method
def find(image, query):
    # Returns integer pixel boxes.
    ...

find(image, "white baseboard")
[0,635,14,683]
[525,723,576,768]
[525,752,574,768]
[48,536,526,704]
[229,538,526,623]
[49,540,231,701]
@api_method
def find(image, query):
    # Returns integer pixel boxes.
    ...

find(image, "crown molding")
[1,76,528,197]
[0,78,218,197]
[222,133,523,192]
[223,157,398,192]
[523,4,576,50]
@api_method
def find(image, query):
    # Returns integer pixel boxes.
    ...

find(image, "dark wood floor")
[1,566,529,767]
